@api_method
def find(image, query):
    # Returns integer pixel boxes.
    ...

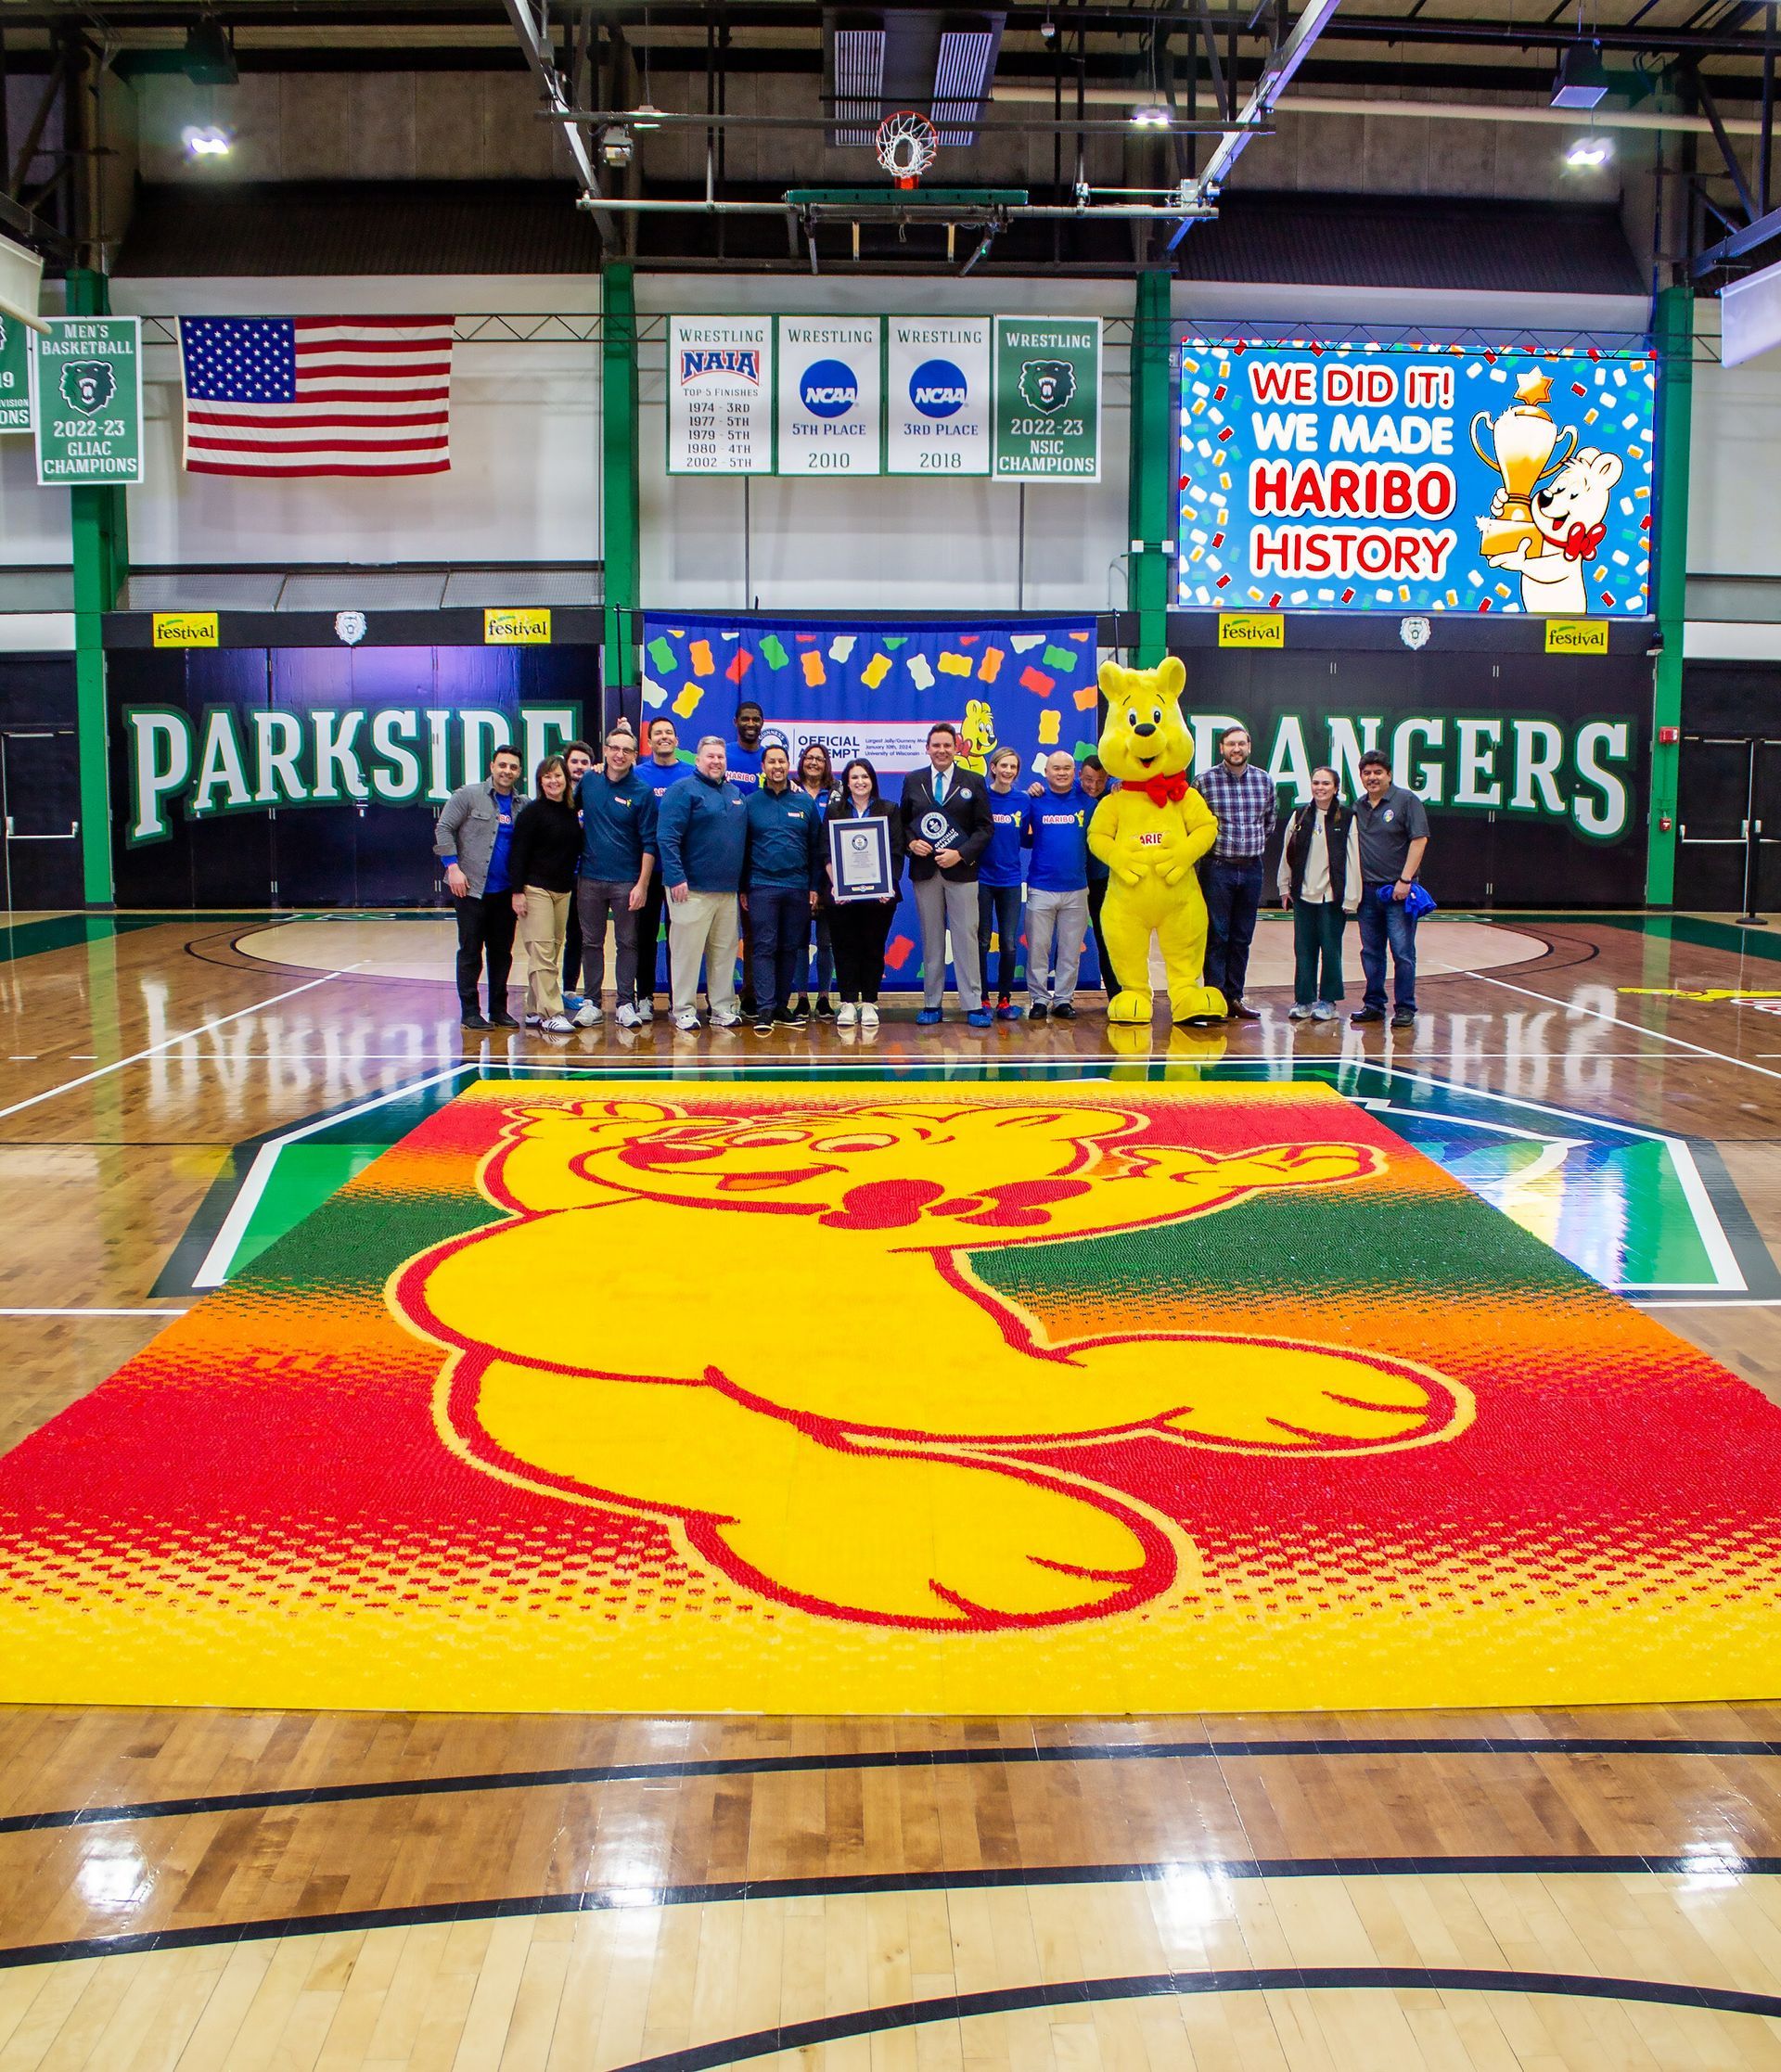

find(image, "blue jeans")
[746,886,810,1016]
[1201,856,1266,1004]
[979,881,1023,996]
[1356,887,1418,1012]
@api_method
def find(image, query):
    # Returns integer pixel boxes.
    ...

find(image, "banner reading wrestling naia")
[640,613,1100,989]
[1178,336,1656,618]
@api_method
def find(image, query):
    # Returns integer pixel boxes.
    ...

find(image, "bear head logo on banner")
[1019,359,1075,415]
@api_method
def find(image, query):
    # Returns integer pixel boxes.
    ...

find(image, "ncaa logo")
[910,358,967,419]
[800,358,857,419]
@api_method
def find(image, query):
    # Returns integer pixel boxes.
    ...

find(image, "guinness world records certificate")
[827,816,894,902]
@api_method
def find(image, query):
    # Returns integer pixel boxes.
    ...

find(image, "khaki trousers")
[668,889,740,1018]
[516,888,570,1019]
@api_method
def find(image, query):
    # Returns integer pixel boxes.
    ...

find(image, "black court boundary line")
[6,1734,1780,1839]
[3,1856,1778,1975]
[602,1968,1781,2072]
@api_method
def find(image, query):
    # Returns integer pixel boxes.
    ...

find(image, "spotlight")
[601,125,634,167]
[182,19,238,87]
[1131,104,1171,127]
[1566,134,1612,166]
[1039,14,1057,38]
[1551,43,1609,109]
[181,123,234,158]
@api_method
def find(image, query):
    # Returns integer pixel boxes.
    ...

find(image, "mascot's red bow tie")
[1561,520,1607,563]
[1133,771,1190,805]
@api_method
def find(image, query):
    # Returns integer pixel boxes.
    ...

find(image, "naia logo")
[800,358,857,418]
[680,349,761,386]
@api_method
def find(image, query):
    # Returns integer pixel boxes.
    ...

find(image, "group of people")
[433,702,1430,1034]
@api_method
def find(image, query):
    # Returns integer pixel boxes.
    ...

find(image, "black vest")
[1283,801,1352,906]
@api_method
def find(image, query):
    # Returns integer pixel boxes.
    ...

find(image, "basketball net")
[876,110,939,191]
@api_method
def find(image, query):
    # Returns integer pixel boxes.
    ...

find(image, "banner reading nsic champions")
[1178,338,1656,618]
[640,613,1100,991]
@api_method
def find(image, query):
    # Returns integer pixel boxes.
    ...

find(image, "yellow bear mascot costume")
[1088,655,1226,1025]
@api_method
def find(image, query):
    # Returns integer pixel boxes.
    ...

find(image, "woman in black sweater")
[509,756,583,1033]
[824,757,905,1030]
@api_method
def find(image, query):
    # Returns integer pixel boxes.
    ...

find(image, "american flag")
[177,315,454,477]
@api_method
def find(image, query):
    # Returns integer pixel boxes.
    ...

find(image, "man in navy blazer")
[899,721,994,1027]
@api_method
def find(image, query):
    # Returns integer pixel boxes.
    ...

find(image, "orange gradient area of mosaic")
[2,1078,1778,1713]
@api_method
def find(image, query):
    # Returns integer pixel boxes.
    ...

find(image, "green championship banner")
[992,316,1102,481]
[32,315,144,485]
[0,314,31,433]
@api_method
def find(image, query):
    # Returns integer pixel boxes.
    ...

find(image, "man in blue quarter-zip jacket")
[1020,749,1094,1021]
[573,728,659,1030]
[656,735,749,1032]
[741,742,825,1033]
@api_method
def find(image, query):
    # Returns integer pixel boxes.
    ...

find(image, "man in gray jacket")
[434,743,524,1031]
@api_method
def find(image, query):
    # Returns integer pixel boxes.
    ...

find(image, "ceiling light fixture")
[1551,43,1610,109]
[182,19,237,87]
[601,125,634,167]
[181,123,233,158]
[631,101,664,131]
[1566,134,1613,166]
[1131,104,1171,127]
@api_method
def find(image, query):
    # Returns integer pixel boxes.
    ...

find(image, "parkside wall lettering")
[123,700,581,846]
[1177,338,1655,618]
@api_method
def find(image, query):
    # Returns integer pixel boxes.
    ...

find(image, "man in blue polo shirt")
[632,716,689,1019]
[574,727,659,1030]
[657,735,749,1032]
[741,742,824,1032]
[1020,749,1094,1021]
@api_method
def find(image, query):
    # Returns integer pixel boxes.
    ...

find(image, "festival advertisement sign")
[992,316,1101,480]
[0,314,31,432]
[1177,338,1656,618]
[775,316,883,476]
[32,315,144,485]
[885,317,991,476]
[640,613,1101,989]
[667,315,774,475]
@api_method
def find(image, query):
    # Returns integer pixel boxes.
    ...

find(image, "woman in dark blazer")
[824,757,904,1030]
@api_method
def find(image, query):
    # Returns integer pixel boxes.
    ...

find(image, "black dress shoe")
[489,1010,519,1029]
[1052,1003,1078,1021]
[1227,1002,1262,1021]
[1390,1007,1417,1029]
[1028,1002,1049,1021]
[1350,1006,1386,1024]
[460,1011,493,1032]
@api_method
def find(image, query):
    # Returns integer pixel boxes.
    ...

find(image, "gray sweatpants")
[913,874,984,1011]
[1026,887,1090,1006]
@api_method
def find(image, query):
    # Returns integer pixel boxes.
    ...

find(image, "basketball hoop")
[876,109,939,190]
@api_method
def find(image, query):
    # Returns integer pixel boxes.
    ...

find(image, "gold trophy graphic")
[1471,368,1578,560]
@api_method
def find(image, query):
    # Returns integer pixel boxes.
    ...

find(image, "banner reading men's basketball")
[1178,335,1656,617]
[775,316,883,476]
[0,315,31,433]
[32,315,144,485]
[993,316,1101,480]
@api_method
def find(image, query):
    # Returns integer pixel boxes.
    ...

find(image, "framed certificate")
[827,815,894,902]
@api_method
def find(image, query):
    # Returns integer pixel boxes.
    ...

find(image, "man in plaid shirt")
[1194,725,1277,1020]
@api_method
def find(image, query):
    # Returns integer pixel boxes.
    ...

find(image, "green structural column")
[64,266,128,907]
[601,262,642,719]
[1126,272,1174,668]
[1646,283,1694,909]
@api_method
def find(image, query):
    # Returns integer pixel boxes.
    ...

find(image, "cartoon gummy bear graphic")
[394,1097,1471,1631]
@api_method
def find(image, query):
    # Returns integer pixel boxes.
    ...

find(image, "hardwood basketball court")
[1,907,1779,2069]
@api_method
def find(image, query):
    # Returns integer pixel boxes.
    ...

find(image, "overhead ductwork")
[824,9,1006,151]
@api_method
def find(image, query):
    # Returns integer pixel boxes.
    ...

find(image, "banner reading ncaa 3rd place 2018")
[640,613,1102,990]
[1178,337,1655,617]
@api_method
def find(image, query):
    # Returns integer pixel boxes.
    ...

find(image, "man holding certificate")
[825,759,904,1029]
[899,722,995,1029]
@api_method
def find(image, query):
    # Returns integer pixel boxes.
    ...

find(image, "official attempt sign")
[32,315,144,486]
[1176,337,1655,619]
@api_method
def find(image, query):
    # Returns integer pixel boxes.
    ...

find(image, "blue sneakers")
[967,1009,993,1029]
[916,1007,943,1026]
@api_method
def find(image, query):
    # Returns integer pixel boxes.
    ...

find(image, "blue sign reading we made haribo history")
[1177,337,1657,619]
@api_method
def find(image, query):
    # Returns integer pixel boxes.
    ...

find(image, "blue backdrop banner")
[638,613,1100,991]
